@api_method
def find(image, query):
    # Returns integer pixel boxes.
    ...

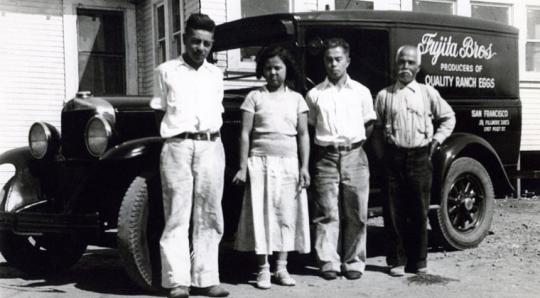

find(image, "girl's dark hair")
[255,46,300,91]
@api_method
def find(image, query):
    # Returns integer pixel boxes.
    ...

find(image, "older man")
[150,13,229,298]
[306,38,376,281]
[374,45,455,277]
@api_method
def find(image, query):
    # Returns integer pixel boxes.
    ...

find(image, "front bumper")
[0,211,101,235]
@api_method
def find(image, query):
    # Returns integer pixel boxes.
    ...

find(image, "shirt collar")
[322,74,353,89]
[176,55,211,71]
[262,85,289,93]
[395,80,420,93]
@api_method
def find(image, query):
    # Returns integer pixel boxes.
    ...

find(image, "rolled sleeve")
[305,92,317,126]
[361,89,376,123]
[240,90,256,113]
[150,68,167,111]
[374,91,385,128]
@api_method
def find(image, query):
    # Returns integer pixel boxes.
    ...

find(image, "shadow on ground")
[0,224,449,295]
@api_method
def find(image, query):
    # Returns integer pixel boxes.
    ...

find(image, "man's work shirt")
[374,80,455,148]
[305,76,377,146]
[150,57,224,138]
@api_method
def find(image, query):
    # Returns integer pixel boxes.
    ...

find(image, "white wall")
[0,0,65,185]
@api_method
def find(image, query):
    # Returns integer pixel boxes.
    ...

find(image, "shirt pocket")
[408,105,433,139]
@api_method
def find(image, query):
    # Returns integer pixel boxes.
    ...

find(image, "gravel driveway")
[1,197,539,298]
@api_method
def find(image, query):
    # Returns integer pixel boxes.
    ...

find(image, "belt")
[318,141,364,152]
[172,132,220,141]
[386,143,428,153]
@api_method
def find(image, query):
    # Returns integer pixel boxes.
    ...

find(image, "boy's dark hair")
[255,46,300,91]
[185,13,215,34]
[323,38,350,55]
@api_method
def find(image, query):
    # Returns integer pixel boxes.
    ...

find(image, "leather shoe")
[190,285,229,297]
[168,286,189,298]
[320,270,338,280]
[416,267,429,274]
[389,265,405,277]
[344,270,362,280]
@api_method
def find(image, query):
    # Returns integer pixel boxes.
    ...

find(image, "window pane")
[78,54,125,95]
[173,34,182,57]
[527,8,540,39]
[78,11,124,53]
[157,5,165,39]
[413,0,454,15]
[172,0,181,33]
[526,42,540,72]
[472,4,509,24]
[335,0,373,10]
[240,46,260,62]
[157,40,166,64]
[241,0,289,18]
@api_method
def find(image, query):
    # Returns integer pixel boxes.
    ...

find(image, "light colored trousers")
[312,146,369,273]
[159,138,225,288]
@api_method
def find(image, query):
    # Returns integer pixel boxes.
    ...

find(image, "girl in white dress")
[232,46,310,289]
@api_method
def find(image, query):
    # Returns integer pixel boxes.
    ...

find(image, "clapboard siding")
[136,0,154,95]
[519,82,540,151]
[0,0,65,186]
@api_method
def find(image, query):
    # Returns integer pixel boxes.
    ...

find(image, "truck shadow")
[0,224,449,295]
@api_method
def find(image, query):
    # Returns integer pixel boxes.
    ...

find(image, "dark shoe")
[168,286,189,298]
[190,285,229,297]
[320,270,338,280]
[344,270,363,280]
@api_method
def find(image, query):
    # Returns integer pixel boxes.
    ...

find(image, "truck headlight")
[28,122,60,159]
[85,116,112,157]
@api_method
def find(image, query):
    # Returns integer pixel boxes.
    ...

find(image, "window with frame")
[335,0,373,10]
[526,7,540,72]
[77,9,126,95]
[471,2,511,25]
[153,0,184,65]
[155,2,166,64]
[413,0,456,15]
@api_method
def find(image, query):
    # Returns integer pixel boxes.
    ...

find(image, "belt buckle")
[206,132,211,140]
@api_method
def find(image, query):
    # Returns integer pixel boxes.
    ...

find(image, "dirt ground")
[1,197,539,298]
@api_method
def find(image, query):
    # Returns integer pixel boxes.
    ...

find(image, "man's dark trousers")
[382,145,432,271]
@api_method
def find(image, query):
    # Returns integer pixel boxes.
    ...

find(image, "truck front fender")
[100,137,165,161]
[0,147,41,212]
[432,132,514,199]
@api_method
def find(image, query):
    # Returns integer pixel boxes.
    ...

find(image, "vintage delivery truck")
[0,10,520,291]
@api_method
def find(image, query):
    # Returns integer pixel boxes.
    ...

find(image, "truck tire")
[431,157,495,250]
[117,173,164,292]
[0,179,87,274]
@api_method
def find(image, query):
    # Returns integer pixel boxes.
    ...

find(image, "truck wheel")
[431,157,495,250]
[117,173,164,292]
[0,179,86,274]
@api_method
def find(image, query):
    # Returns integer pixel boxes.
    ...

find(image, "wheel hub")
[463,196,475,211]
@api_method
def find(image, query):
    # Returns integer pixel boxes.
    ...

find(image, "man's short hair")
[323,38,350,56]
[395,45,422,64]
[185,13,215,34]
